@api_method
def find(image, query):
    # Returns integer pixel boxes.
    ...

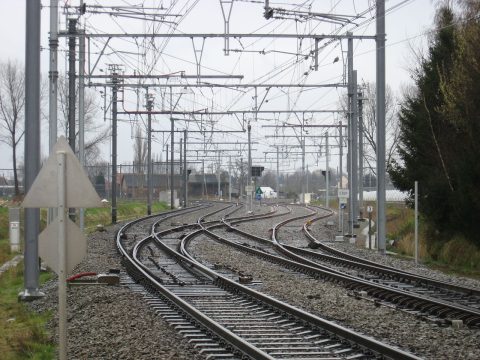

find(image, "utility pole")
[20,0,43,301]
[352,70,359,225]
[78,17,86,231]
[166,144,169,191]
[326,132,330,208]
[228,156,232,202]
[240,157,244,200]
[247,122,252,212]
[111,68,119,224]
[415,181,419,264]
[338,120,343,232]
[217,153,221,200]
[306,165,309,194]
[377,0,387,254]
[146,94,153,215]
[179,137,183,206]
[68,19,76,222]
[184,129,188,207]
[170,87,174,209]
[276,147,280,197]
[301,137,306,204]
[48,0,59,225]
[202,159,205,198]
[358,91,364,217]
[347,32,354,235]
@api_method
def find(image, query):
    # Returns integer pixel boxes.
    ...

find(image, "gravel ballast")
[189,205,480,359]
[28,221,204,360]
[27,204,480,359]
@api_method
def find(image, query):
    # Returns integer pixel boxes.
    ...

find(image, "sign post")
[338,189,349,235]
[255,187,263,204]
[57,151,67,359]
[415,181,418,264]
[367,205,373,249]
[22,137,101,360]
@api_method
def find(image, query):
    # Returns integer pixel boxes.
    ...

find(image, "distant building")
[101,173,231,199]
[0,176,22,197]
[259,186,277,199]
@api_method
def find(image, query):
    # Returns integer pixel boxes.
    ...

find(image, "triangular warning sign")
[39,217,87,275]
[23,136,102,208]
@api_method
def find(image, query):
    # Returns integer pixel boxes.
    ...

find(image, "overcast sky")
[0,1,437,175]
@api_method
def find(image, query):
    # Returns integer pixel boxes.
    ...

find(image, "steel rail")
[209,205,480,326]
[177,215,420,359]
[301,208,480,299]
[118,204,276,359]
[267,207,480,326]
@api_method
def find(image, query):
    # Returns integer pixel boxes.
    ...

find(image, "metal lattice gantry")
[22,0,390,300]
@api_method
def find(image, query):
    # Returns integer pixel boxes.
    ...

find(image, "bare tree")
[259,170,277,188]
[361,82,400,174]
[0,61,25,195]
[133,124,147,173]
[339,82,400,176]
[57,75,109,165]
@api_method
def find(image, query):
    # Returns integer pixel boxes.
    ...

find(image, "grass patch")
[381,202,480,277]
[83,200,168,232]
[0,264,54,359]
[0,238,13,264]
[0,199,169,359]
[0,206,8,239]
[383,203,428,259]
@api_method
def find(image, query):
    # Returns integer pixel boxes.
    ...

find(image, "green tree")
[389,3,480,247]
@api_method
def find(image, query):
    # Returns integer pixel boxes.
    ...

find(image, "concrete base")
[98,274,120,286]
[18,289,45,302]
[451,320,463,329]
[335,236,344,242]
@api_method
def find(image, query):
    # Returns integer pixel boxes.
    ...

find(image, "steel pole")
[415,181,418,264]
[247,123,252,212]
[179,137,183,205]
[217,153,221,200]
[326,133,329,208]
[21,0,43,300]
[202,159,205,198]
[79,25,85,231]
[352,71,359,226]
[184,129,188,207]
[111,74,118,224]
[376,0,387,254]
[48,0,59,225]
[358,92,364,218]
[338,121,343,232]
[166,144,169,191]
[170,88,174,209]
[276,147,280,196]
[147,96,153,215]
[302,138,305,204]
[229,156,232,202]
[57,151,67,360]
[67,19,76,222]
[240,157,243,200]
[347,33,353,235]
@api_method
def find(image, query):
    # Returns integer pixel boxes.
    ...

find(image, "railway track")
[117,202,419,359]
[224,204,480,327]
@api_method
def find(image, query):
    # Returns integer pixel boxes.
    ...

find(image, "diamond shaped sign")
[38,217,86,274]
